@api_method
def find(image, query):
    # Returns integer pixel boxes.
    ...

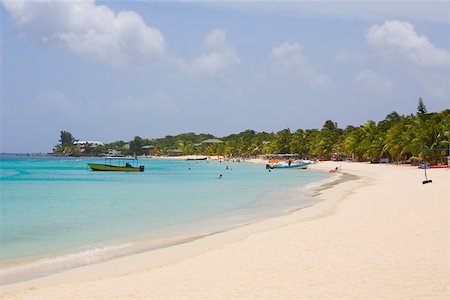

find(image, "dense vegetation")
[54,100,450,164]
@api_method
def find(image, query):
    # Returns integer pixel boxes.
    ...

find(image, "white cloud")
[170,28,241,94]
[2,0,166,67]
[202,28,229,50]
[355,70,393,95]
[190,29,240,77]
[366,20,450,68]
[334,49,365,64]
[271,42,329,87]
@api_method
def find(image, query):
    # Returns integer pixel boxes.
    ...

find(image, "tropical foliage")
[54,103,450,164]
[53,130,79,154]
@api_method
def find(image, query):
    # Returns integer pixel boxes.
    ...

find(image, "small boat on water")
[88,157,144,172]
[266,160,310,170]
[186,156,208,161]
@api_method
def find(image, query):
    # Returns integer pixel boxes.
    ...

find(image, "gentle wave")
[0,243,135,284]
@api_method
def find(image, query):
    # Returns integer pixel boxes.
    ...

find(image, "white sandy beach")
[1,162,449,299]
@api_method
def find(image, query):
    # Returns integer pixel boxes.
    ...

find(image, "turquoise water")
[0,155,329,283]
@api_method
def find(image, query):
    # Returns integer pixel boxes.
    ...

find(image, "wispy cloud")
[270,42,329,88]
[2,0,166,68]
[190,29,240,76]
[200,0,450,24]
[355,70,393,96]
[112,92,178,114]
[366,20,450,68]
[334,49,366,64]
[173,28,242,94]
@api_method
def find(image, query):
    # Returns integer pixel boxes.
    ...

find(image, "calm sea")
[0,155,329,283]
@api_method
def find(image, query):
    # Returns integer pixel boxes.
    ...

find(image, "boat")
[266,160,310,170]
[418,165,449,169]
[186,156,208,161]
[88,157,144,172]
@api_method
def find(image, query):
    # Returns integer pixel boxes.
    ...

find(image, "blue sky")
[1,0,449,153]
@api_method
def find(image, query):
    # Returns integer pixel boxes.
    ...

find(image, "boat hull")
[88,163,144,172]
[266,163,309,169]
[419,165,449,169]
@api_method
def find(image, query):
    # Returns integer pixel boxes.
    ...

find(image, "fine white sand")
[2,162,449,299]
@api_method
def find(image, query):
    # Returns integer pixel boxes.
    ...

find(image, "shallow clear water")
[0,155,329,282]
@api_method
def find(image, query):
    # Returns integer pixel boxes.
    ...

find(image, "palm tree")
[273,128,292,154]
[342,127,365,161]
[384,117,416,162]
[290,129,306,156]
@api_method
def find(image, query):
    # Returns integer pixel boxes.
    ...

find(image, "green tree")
[361,120,383,160]
[303,129,320,158]
[130,136,144,155]
[272,128,292,154]
[290,129,306,156]
[314,120,342,159]
[322,120,338,131]
[383,121,408,161]
[59,130,75,147]
[417,97,427,115]
[342,127,365,161]
[54,130,76,154]
[378,111,403,132]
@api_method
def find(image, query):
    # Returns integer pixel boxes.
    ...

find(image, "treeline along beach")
[55,102,450,165]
